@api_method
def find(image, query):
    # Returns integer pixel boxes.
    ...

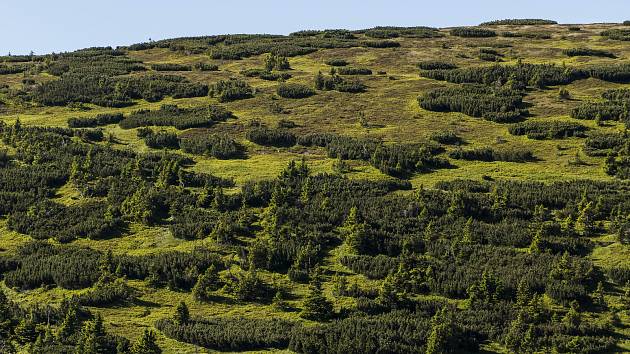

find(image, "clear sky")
[3,0,629,55]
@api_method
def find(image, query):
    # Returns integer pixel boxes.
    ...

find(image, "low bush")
[276,83,315,98]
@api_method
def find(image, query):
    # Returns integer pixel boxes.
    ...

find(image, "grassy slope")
[1,23,629,352]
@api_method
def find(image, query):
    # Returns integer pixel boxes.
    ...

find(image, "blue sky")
[3,0,629,55]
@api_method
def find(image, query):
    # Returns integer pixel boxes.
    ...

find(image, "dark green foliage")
[363,40,401,48]
[7,200,123,243]
[361,26,441,38]
[480,19,557,26]
[420,63,584,87]
[4,242,101,289]
[571,102,627,121]
[119,104,232,129]
[418,61,457,70]
[30,74,207,107]
[418,85,526,122]
[180,133,243,159]
[508,121,588,139]
[500,31,552,39]
[584,132,626,156]
[156,317,296,351]
[241,68,291,81]
[450,27,497,38]
[209,79,253,102]
[325,58,348,66]
[194,62,219,71]
[563,48,616,58]
[276,83,315,98]
[601,28,630,41]
[298,133,448,176]
[151,63,192,71]
[68,112,123,128]
[430,131,462,145]
[336,67,372,75]
[0,64,31,75]
[142,130,180,149]
[449,146,535,162]
[314,72,366,93]
[265,53,290,71]
[246,127,296,147]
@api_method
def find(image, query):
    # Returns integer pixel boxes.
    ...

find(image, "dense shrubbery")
[156,317,296,351]
[314,72,366,93]
[450,27,497,38]
[361,26,441,38]
[337,67,372,75]
[325,58,348,66]
[508,121,588,139]
[571,102,627,121]
[142,130,180,149]
[68,112,123,128]
[29,73,207,107]
[563,48,616,58]
[418,61,457,70]
[363,40,401,48]
[151,63,192,71]
[418,85,526,122]
[601,28,630,41]
[480,19,558,26]
[241,68,291,81]
[449,146,535,162]
[119,104,232,129]
[298,133,448,176]
[180,133,243,159]
[584,132,626,156]
[500,31,552,39]
[246,127,296,147]
[209,79,254,102]
[0,64,31,75]
[276,83,315,98]
[420,63,583,88]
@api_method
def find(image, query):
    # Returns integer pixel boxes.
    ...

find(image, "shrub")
[418,85,525,122]
[508,121,588,139]
[180,133,243,159]
[325,59,348,66]
[151,63,192,71]
[430,131,462,145]
[246,127,296,147]
[68,113,123,128]
[363,40,400,48]
[209,79,253,102]
[450,27,497,38]
[276,83,315,98]
[563,48,615,58]
[314,72,366,93]
[194,63,219,71]
[241,69,291,81]
[142,130,180,149]
[337,67,372,75]
[480,19,557,26]
[601,29,630,41]
[417,61,457,70]
[449,146,534,162]
[119,104,232,129]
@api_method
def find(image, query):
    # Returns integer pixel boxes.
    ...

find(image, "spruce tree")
[130,329,162,354]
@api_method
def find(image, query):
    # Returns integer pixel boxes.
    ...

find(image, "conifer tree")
[130,329,162,354]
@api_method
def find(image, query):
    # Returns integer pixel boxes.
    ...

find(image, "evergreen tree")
[192,265,221,302]
[130,329,162,354]
[426,307,453,354]
[174,302,189,325]
[75,314,107,354]
[13,317,36,344]
[300,279,333,321]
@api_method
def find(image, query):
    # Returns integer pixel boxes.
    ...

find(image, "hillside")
[0,20,629,353]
